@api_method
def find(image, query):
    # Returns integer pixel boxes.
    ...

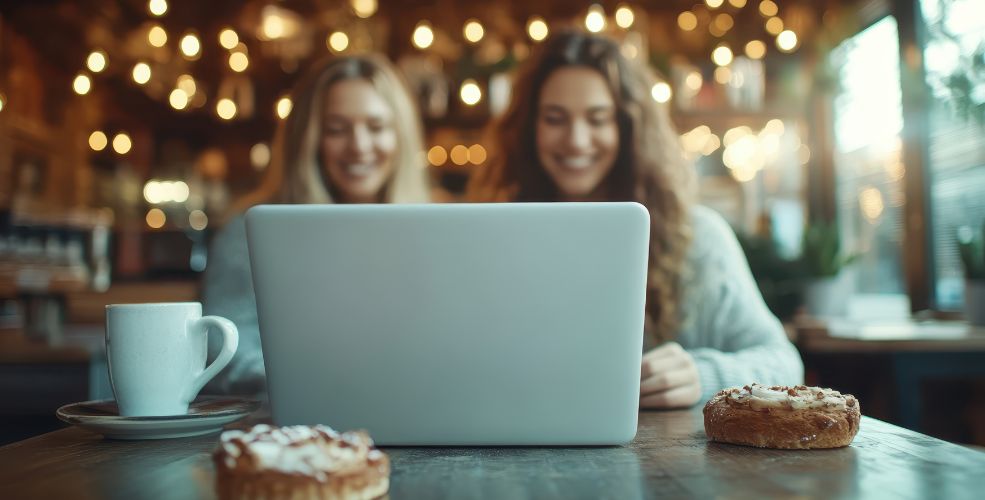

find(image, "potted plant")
[957,223,985,326]
[800,221,857,317]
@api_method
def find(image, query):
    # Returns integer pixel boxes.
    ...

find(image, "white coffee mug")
[106,302,239,417]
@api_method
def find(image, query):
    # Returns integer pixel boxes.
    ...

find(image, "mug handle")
[183,316,239,403]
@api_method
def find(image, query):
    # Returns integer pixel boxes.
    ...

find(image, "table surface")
[795,317,985,353]
[1,408,984,499]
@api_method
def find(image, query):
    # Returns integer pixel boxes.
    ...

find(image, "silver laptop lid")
[246,202,649,445]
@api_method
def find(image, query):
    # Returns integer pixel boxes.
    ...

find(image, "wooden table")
[795,318,985,433]
[1,408,983,499]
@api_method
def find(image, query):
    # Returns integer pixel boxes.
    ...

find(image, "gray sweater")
[203,205,803,401]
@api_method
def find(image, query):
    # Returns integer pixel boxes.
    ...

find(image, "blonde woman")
[204,55,429,395]
[468,31,803,408]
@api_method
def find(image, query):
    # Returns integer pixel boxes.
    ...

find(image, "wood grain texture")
[0,409,983,499]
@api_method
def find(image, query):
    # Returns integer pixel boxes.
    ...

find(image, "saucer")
[56,396,261,440]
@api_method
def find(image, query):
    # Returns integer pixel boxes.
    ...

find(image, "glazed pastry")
[214,424,389,500]
[703,384,861,449]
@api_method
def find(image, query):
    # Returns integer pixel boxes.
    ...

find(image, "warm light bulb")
[677,12,698,32]
[229,52,249,72]
[467,144,487,165]
[351,0,378,18]
[450,145,469,165]
[250,143,271,170]
[412,22,434,49]
[776,30,798,52]
[216,99,237,120]
[328,31,349,53]
[88,131,108,151]
[148,0,167,16]
[527,17,549,42]
[745,40,766,59]
[219,28,239,50]
[463,20,484,43]
[765,16,784,35]
[176,74,196,95]
[73,73,92,95]
[759,0,778,17]
[132,62,151,84]
[651,82,672,103]
[148,25,167,47]
[276,96,292,119]
[180,34,201,58]
[615,5,635,29]
[427,146,448,166]
[112,133,132,154]
[706,0,725,8]
[585,5,606,33]
[460,79,482,106]
[146,208,166,229]
[86,51,107,73]
[712,45,734,66]
[169,89,189,110]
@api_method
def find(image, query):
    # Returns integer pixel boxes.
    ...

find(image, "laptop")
[245,202,649,445]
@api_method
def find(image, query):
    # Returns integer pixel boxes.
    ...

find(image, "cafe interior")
[1,0,984,457]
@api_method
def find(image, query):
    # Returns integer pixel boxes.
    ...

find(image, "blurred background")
[0,0,983,447]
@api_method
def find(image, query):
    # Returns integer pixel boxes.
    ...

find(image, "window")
[831,16,907,295]
[920,0,985,309]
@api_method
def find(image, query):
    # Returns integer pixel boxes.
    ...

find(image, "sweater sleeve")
[680,207,804,402]
[201,215,267,397]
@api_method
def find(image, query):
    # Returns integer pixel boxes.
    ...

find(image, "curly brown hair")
[466,31,694,342]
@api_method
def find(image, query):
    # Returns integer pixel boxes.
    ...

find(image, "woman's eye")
[542,115,566,126]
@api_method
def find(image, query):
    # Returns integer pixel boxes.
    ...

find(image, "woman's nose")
[349,125,373,155]
[566,120,593,152]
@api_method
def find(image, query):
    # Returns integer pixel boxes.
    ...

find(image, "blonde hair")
[230,54,429,215]
[467,31,694,342]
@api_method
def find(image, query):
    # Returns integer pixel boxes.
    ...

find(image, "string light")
[527,17,549,42]
[180,33,201,59]
[615,5,635,29]
[464,19,484,43]
[276,96,292,119]
[651,82,672,103]
[148,25,167,47]
[88,131,108,151]
[467,144,487,164]
[460,79,482,105]
[229,52,249,72]
[217,99,237,120]
[712,45,733,66]
[177,75,196,96]
[86,51,107,73]
[585,4,606,33]
[219,28,239,49]
[706,0,724,8]
[450,145,469,165]
[729,0,747,7]
[0,93,5,113]
[759,0,778,17]
[169,88,189,110]
[146,208,166,229]
[328,31,349,53]
[351,0,378,18]
[678,12,698,32]
[412,22,434,49]
[132,62,151,85]
[745,40,766,59]
[685,71,703,92]
[427,146,448,166]
[112,133,132,154]
[72,73,91,95]
[776,30,798,52]
[765,16,784,35]
[148,0,167,17]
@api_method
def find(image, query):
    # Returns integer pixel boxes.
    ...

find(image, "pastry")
[214,424,389,499]
[703,384,861,449]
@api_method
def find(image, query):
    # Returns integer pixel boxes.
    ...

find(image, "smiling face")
[320,78,397,203]
[535,66,620,201]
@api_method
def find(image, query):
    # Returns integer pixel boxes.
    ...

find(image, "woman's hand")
[640,342,701,409]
